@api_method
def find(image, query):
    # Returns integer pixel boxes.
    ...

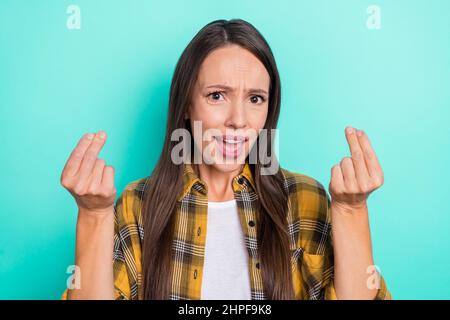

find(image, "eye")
[206,91,225,102]
[250,95,266,104]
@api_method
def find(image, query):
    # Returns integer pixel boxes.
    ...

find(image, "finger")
[77,131,107,182]
[330,164,345,192]
[340,157,358,192]
[63,133,95,177]
[87,159,106,192]
[345,126,370,182]
[356,129,383,178]
[101,165,116,193]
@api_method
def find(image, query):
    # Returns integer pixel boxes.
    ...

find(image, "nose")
[225,100,247,129]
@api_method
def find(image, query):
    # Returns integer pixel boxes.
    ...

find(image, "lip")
[214,135,248,159]
[220,135,248,142]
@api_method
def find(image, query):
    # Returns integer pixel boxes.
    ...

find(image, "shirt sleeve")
[322,193,392,300]
[60,189,132,300]
[112,188,132,300]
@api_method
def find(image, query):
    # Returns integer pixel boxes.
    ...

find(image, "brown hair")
[141,19,293,300]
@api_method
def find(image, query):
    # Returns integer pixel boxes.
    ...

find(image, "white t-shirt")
[200,199,251,300]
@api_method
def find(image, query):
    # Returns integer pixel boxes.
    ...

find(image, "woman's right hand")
[60,131,117,215]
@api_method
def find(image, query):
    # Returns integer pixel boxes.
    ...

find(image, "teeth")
[223,139,242,144]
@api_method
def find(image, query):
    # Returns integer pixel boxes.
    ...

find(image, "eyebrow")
[205,84,268,96]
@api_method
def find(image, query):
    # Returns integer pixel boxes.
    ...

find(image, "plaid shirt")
[62,161,391,300]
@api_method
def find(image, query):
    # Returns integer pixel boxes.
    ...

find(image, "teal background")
[1,0,449,299]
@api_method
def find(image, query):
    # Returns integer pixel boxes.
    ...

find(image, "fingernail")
[357,130,363,137]
[86,133,94,140]
[346,126,354,134]
[98,131,106,139]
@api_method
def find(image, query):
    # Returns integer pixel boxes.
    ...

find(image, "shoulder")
[280,167,329,205]
[114,176,150,227]
[123,176,149,195]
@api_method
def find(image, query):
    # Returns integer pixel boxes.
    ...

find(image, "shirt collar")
[177,160,256,202]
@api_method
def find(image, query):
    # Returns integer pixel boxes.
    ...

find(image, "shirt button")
[256,262,260,269]
[193,269,197,279]
[238,177,244,184]
[197,226,201,236]
[248,220,255,227]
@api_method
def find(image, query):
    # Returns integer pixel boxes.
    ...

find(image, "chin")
[209,157,248,173]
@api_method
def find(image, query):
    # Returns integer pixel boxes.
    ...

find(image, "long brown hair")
[142,19,293,300]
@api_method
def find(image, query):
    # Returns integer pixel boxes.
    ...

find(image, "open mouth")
[214,135,248,159]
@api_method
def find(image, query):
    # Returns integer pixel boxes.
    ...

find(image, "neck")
[196,163,244,202]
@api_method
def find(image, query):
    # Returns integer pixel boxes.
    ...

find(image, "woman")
[60,19,391,300]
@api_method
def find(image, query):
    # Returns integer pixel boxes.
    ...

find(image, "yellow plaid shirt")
[62,161,391,300]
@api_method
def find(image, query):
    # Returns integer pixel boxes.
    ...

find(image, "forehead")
[196,44,270,89]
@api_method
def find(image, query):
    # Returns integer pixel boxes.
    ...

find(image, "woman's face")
[187,44,270,174]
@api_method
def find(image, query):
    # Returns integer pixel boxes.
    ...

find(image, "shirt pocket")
[301,251,326,270]
[292,248,327,299]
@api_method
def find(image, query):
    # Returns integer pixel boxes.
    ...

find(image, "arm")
[328,126,388,299]
[61,190,132,300]
[60,131,117,299]
[331,202,378,299]
[67,208,115,299]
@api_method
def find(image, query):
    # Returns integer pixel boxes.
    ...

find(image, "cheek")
[248,107,268,131]
[246,108,268,147]
[189,103,225,147]
[189,99,225,124]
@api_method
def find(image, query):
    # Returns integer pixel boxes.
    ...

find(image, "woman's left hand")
[329,126,384,212]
